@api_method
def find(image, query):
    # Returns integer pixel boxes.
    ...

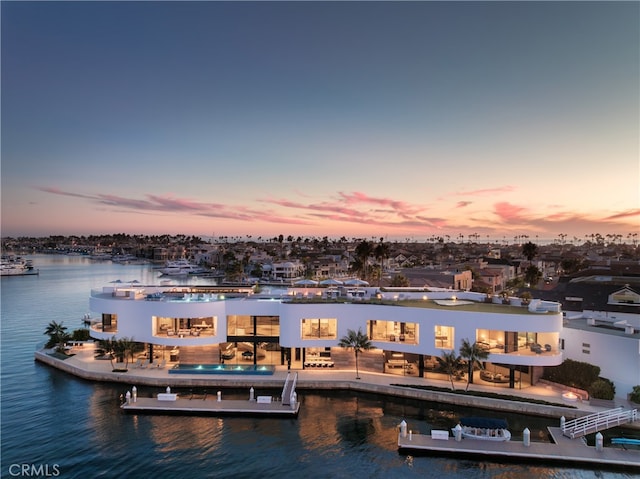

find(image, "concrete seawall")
[35,350,599,421]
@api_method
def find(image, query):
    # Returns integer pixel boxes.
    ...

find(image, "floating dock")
[397,426,640,471]
[121,372,300,417]
[121,395,300,417]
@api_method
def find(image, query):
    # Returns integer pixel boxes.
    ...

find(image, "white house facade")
[88,284,564,390]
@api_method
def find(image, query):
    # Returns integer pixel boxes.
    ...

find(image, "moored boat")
[1,256,39,276]
[159,259,207,276]
[452,417,511,441]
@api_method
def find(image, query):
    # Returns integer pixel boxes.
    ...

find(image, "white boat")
[159,259,207,276]
[452,417,511,442]
[1,256,38,276]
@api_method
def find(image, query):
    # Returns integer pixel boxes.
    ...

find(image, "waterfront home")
[88,283,564,390]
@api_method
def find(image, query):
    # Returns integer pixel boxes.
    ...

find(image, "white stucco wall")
[561,327,640,399]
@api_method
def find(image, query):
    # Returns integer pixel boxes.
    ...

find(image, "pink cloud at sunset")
[22,185,638,240]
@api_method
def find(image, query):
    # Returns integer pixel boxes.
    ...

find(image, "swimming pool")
[169,364,276,375]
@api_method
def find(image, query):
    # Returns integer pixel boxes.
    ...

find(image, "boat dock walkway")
[121,374,300,417]
[397,426,640,470]
[562,407,638,438]
[121,394,300,417]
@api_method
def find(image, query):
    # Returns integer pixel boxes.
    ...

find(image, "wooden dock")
[121,395,300,417]
[397,427,640,471]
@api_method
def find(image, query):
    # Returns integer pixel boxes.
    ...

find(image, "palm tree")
[44,320,70,351]
[521,241,538,261]
[99,337,136,371]
[436,351,464,390]
[98,337,117,370]
[459,339,489,391]
[524,264,542,287]
[374,239,390,286]
[354,240,374,280]
[117,337,137,368]
[338,328,373,379]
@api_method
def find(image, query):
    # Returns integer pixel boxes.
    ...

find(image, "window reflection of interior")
[102,313,117,332]
[301,318,337,339]
[475,330,557,354]
[227,315,279,336]
[154,316,216,336]
[227,315,254,335]
[367,320,417,344]
[434,325,454,349]
[476,329,506,351]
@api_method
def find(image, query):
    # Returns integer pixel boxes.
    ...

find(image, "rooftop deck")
[92,284,561,316]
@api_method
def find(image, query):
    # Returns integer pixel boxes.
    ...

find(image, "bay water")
[0,256,633,478]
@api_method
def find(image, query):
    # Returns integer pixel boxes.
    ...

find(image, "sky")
[1,1,639,242]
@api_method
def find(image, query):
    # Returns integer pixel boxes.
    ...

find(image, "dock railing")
[562,407,638,439]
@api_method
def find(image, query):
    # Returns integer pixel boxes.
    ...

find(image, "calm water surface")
[0,256,634,478]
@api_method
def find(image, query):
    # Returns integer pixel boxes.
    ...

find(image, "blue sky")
[2,1,638,241]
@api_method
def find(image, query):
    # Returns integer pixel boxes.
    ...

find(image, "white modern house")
[88,283,566,391]
[559,281,640,399]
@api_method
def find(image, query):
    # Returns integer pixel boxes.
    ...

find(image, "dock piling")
[399,420,407,438]
[454,423,462,442]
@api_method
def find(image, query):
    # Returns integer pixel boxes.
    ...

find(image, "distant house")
[311,255,349,279]
[477,268,505,294]
[400,268,473,290]
[271,260,305,281]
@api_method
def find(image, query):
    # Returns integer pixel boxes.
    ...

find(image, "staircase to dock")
[281,372,298,406]
[562,407,638,439]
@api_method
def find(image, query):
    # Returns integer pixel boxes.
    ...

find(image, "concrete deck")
[34,343,640,422]
[397,426,640,470]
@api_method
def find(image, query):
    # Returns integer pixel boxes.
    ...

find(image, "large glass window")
[476,329,506,351]
[301,318,337,339]
[368,320,418,344]
[474,330,558,354]
[434,325,454,349]
[227,315,254,335]
[384,351,419,376]
[154,316,216,337]
[256,316,279,336]
[102,313,117,333]
[227,315,279,337]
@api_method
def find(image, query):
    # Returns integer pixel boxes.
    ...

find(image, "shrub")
[589,378,616,400]
[629,386,640,404]
[542,359,600,390]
